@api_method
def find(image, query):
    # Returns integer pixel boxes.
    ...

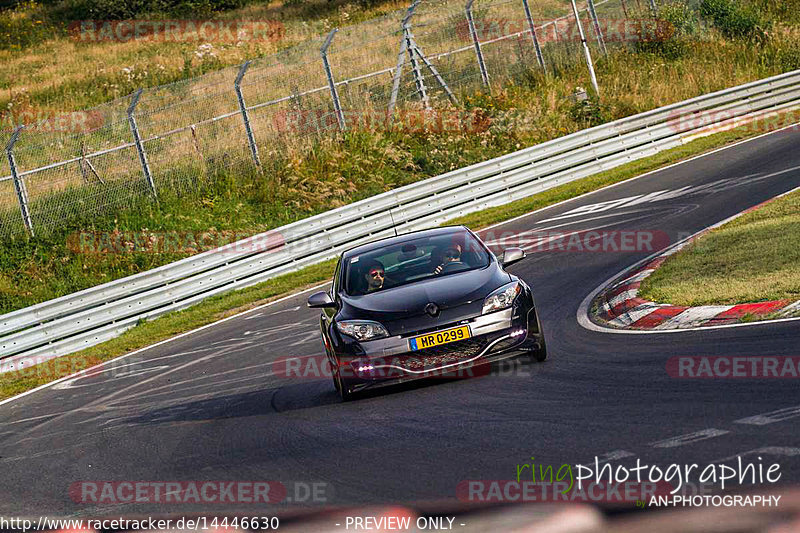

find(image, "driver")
[433,244,461,275]
[363,260,386,292]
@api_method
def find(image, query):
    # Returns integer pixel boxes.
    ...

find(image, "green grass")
[0,117,780,401]
[639,189,800,307]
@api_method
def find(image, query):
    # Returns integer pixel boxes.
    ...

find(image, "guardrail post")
[6,126,34,237]
[465,0,490,89]
[234,61,262,168]
[127,89,158,199]
[570,0,600,96]
[321,29,346,132]
[586,0,607,56]
[521,0,546,72]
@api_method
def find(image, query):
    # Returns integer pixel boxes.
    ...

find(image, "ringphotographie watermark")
[68,20,285,43]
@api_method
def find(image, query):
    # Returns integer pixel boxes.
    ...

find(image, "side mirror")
[307,291,336,309]
[501,247,525,267]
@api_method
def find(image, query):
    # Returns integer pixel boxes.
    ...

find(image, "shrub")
[698,0,769,42]
[634,1,697,59]
[0,1,53,50]
[50,0,248,20]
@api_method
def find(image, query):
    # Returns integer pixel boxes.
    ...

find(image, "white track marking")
[734,406,800,426]
[653,306,735,330]
[650,429,730,449]
[479,122,800,233]
[607,303,665,327]
[596,450,635,463]
[714,447,800,463]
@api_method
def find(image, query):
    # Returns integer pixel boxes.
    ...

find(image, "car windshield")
[343,230,491,296]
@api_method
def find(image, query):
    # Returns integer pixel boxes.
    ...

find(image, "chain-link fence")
[1,0,652,240]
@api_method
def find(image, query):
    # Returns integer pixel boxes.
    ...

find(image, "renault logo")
[425,303,440,317]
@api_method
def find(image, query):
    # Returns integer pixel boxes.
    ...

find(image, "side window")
[332,258,342,296]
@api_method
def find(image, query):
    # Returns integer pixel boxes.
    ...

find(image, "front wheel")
[332,363,357,401]
[533,334,547,362]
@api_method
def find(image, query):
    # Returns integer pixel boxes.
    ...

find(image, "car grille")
[397,338,489,371]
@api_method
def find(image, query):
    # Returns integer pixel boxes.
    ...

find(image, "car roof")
[341,226,469,259]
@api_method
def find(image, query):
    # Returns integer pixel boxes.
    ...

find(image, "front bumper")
[334,306,542,392]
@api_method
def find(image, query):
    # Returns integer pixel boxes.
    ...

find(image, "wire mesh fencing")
[1,0,645,240]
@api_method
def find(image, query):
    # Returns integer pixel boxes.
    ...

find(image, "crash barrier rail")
[1,69,800,371]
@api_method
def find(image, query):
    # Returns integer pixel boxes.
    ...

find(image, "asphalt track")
[1,126,800,518]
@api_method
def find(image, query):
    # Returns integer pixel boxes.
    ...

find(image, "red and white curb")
[592,195,800,331]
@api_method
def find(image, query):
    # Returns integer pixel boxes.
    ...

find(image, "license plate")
[409,325,471,351]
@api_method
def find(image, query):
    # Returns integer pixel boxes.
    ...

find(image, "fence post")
[521,0,546,72]
[6,126,34,237]
[234,61,262,168]
[321,29,346,132]
[570,0,600,96]
[465,0,490,89]
[586,0,607,56]
[126,89,158,199]
[389,1,420,119]
[404,12,429,108]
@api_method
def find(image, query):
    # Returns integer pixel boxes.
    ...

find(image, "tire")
[533,333,547,362]
[518,314,547,363]
[333,364,357,401]
[533,314,547,362]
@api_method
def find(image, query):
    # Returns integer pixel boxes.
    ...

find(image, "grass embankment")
[639,189,800,307]
[0,0,576,115]
[3,0,800,313]
[0,119,783,400]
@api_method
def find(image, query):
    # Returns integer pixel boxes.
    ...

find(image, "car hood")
[340,266,511,335]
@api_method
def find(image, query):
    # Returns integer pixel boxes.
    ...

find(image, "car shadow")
[117,360,526,425]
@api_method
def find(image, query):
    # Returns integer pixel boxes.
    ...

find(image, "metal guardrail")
[2,69,800,372]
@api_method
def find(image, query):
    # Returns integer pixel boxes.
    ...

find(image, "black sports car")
[307,225,546,400]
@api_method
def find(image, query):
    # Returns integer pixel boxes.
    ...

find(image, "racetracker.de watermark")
[272,108,492,135]
[69,481,330,504]
[456,480,673,503]
[67,230,285,255]
[667,356,800,378]
[1,109,104,134]
[455,18,675,43]
[68,20,285,43]
[481,229,671,254]
[667,108,800,136]
[272,354,533,380]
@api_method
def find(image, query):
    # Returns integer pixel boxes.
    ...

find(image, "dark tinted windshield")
[343,230,491,296]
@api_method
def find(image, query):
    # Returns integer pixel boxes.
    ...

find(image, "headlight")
[482,282,521,314]
[336,320,389,341]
